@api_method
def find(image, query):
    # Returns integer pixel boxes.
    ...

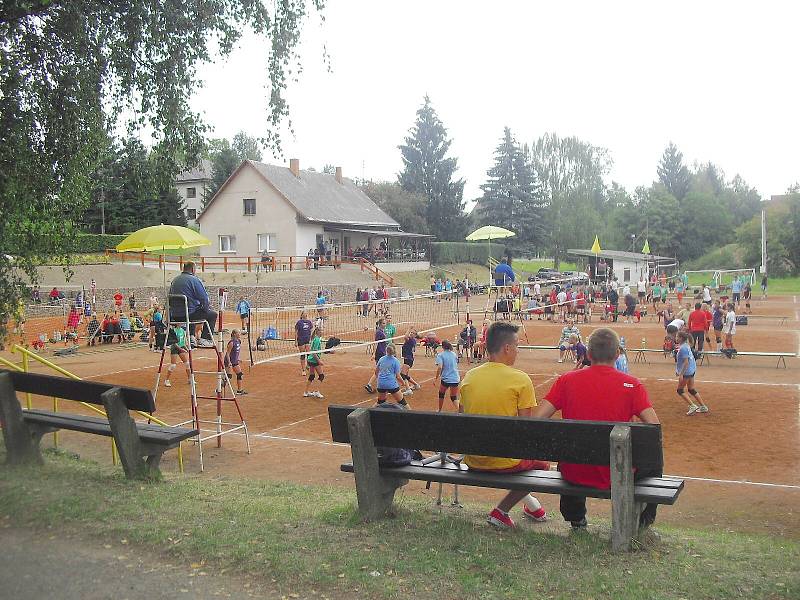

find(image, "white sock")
[523,494,542,512]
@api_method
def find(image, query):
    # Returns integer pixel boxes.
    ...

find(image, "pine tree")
[657,142,690,200]
[477,128,545,249]
[398,96,467,241]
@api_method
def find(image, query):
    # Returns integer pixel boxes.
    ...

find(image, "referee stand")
[152,293,250,472]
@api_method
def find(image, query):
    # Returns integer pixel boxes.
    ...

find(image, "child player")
[303,327,325,398]
[676,330,708,415]
[434,340,461,411]
[400,329,422,396]
[164,325,191,388]
[375,344,407,407]
[225,329,247,395]
[569,334,590,370]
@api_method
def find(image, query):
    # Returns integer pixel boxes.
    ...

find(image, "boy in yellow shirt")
[459,321,548,529]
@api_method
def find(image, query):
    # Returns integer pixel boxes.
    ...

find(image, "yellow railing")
[9,345,184,472]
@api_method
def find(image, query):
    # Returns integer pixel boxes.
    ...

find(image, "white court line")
[643,377,799,388]
[666,475,800,490]
[267,375,437,433]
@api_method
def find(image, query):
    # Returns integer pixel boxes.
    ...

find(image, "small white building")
[175,159,213,225]
[196,159,430,268]
[567,249,677,284]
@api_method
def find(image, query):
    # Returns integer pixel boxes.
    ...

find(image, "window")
[186,208,197,221]
[243,198,256,215]
[186,187,196,199]
[219,235,236,253]
[623,268,631,283]
[258,233,277,253]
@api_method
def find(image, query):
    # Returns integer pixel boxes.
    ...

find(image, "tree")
[477,128,545,250]
[398,96,467,241]
[231,131,263,162]
[656,143,691,200]
[361,182,429,235]
[206,139,241,203]
[0,0,323,339]
[529,133,611,267]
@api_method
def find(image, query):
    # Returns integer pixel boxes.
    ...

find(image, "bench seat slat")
[340,462,683,505]
[22,410,197,445]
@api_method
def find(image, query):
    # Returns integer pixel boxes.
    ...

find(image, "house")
[175,159,213,225]
[567,249,677,284]
[196,159,430,269]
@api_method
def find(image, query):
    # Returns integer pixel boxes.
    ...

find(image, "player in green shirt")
[384,314,397,342]
[164,325,190,388]
[303,328,325,398]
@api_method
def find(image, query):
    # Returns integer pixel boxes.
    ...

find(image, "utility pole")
[100,187,106,235]
[760,206,767,274]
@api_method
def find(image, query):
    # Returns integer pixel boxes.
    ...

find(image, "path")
[0,526,282,599]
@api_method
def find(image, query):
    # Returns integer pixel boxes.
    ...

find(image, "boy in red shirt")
[113,290,124,310]
[687,302,709,353]
[534,328,660,529]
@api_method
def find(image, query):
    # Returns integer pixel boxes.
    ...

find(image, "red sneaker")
[522,505,547,522]
[487,508,515,529]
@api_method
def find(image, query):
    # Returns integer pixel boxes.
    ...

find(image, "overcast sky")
[191,0,799,206]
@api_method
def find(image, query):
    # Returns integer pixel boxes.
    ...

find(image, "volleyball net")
[245,291,468,365]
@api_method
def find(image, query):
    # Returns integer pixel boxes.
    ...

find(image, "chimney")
[289,158,300,177]
[335,166,343,184]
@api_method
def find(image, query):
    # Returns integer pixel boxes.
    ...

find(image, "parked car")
[562,270,590,282]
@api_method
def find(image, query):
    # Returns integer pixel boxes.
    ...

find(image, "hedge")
[430,242,506,266]
[71,233,127,253]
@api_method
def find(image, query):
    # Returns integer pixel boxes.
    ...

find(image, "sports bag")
[373,403,418,467]
[735,315,748,325]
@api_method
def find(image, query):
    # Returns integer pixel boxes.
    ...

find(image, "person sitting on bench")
[534,327,661,530]
[459,321,548,529]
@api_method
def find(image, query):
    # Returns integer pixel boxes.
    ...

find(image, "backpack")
[374,403,418,467]
[265,326,278,340]
[735,315,748,326]
[324,336,341,350]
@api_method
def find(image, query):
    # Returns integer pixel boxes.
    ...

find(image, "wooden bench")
[698,350,795,368]
[328,405,684,552]
[0,371,197,479]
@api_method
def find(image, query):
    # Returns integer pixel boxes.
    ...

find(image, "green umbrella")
[466,226,516,284]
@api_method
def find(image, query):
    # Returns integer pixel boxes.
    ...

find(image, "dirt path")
[0,525,283,599]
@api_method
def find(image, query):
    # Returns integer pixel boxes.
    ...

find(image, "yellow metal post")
[21,352,31,408]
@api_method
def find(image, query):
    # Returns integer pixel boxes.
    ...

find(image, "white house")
[196,159,430,268]
[175,159,213,225]
[567,249,677,283]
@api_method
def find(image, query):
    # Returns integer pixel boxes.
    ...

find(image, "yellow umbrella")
[116,224,211,294]
[466,226,516,283]
[116,224,210,252]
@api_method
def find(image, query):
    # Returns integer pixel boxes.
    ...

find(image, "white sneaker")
[164,380,172,387]
[403,389,413,396]
[686,405,699,415]
[697,405,709,413]
[557,359,564,363]
[413,383,421,390]
[314,391,325,398]
[197,338,214,348]
[303,392,313,397]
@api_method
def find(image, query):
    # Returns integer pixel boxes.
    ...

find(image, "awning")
[323,227,432,238]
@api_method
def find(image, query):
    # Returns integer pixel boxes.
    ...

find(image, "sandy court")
[4,293,799,538]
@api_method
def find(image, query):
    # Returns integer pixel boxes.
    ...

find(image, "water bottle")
[620,336,626,349]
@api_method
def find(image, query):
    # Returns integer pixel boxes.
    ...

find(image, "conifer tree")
[657,142,691,200]
[398,96,467,241]
[478,128,545,249]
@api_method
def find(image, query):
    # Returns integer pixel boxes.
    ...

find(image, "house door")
[315,234,324,252]
[343,236,350,253]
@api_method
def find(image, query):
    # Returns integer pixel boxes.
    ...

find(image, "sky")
[191,1,800,206]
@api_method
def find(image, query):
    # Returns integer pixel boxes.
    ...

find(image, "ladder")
[153,294,250,471]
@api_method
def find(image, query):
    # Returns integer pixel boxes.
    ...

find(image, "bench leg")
[347,408,406,520]
[0,373,42,465]
[101,388,155,480]
[610,424,637,552]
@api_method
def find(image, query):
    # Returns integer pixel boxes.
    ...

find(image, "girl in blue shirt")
[434,340,461,411]
[675,331,708,415]
[375,345,407,407]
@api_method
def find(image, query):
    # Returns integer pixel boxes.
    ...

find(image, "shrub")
[71,234,127,253]
[430,242,506,266]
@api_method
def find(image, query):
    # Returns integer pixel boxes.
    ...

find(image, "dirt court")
[6,293,800,539]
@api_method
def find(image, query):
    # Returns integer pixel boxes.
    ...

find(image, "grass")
[682,273,800,294]
[1,449,798,599]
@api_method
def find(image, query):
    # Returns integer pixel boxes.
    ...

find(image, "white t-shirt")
[533,283,541,296]
[557,291,568,305]
[637,280,647,293]
[668,319,685,330]
[724,310,736,335]
[622,285,631,296]
[610,280,619,291]
[703,287,712,302]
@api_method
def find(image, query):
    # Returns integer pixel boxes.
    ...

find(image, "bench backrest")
[328,405,663,470]
[4,370,155,413]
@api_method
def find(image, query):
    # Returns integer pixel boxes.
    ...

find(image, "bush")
[684,243,744,271]
[71,234,127,253]
[430,242,506,266]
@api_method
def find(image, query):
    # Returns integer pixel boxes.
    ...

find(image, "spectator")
[49,287,61,304]
[236,297,251,333]
[129,291,136,311]
[534,327,661,531]
[86,313,100,346]
[168,262,217,347]
[113,289,124,311]
[557,319,581,363]
[687,302,709,353]
[32,286,41,304]
[459,321,548,529]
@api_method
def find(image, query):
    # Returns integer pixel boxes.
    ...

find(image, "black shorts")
[403,357,414,367]
[732,293,741,302]
[374,352,385,363]
[377,386,400,394]
[170,344,185,356]
[581,359,591,367]
[638,292,646,299]
[297,340,310,348]
[439,381,460,389]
